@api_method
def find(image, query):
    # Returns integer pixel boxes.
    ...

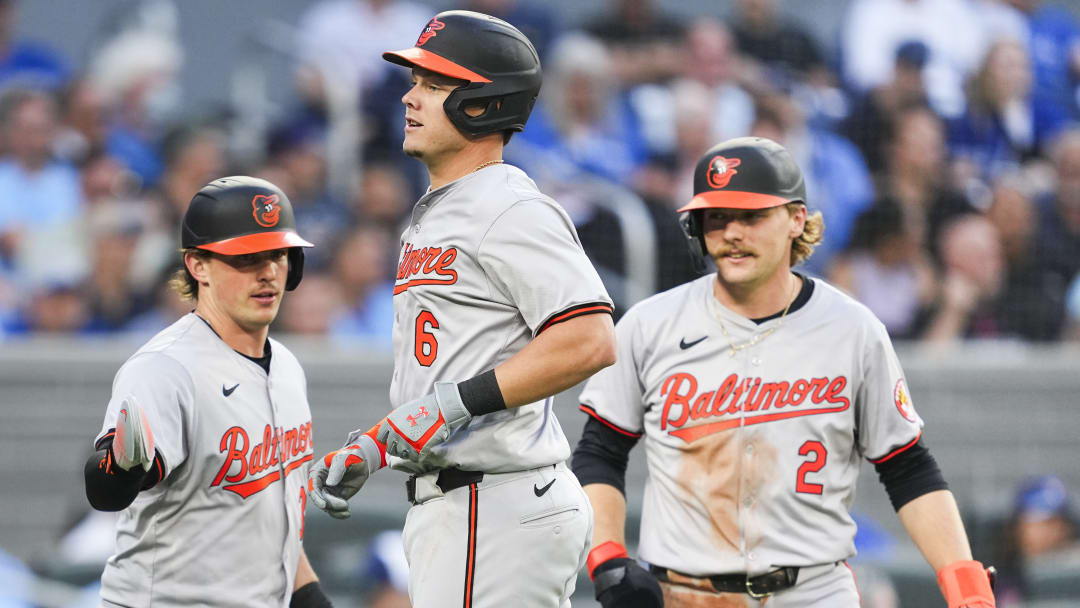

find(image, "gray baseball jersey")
[579,274,923,576]
[389,163,612,474]
[94,314,314,607]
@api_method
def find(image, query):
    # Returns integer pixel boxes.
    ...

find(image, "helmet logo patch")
[706,155,742,189]
[252,194,281,227]
[416,18,445,47]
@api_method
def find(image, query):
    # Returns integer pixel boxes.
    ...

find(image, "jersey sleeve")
[96,352,195,477]
[477,199,613,335]
[855,320,924,463]
[577,310,646,437]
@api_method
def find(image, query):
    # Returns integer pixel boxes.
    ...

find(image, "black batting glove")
[588,542,663,608]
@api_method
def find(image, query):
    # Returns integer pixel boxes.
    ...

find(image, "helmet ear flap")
[285,248,305,291]
[680,211,708,274]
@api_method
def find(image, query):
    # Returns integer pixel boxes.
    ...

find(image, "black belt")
[406,467,484,504]
[650,564,800,598]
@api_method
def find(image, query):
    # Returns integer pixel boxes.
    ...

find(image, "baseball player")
[307,10,616,608]
[82,177,333,608]
[571,137,997,607]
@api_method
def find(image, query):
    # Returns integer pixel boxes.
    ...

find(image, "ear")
[184,251,210,286]
[788,204,808,238]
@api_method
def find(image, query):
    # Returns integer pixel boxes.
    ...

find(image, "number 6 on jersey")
[414,311,439,366]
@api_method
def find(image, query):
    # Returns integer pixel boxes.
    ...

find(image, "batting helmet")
[678,137,807,258]
[181,176,313,291]
[382,10,542,136]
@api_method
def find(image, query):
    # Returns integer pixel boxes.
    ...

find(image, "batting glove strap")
[588,541,630,580]
[937,560,996,608]
[377,382,472,461]
[591,557,663,608]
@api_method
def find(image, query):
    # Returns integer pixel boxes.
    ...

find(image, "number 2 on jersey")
[414,311,439,366]
[796,440,827,495]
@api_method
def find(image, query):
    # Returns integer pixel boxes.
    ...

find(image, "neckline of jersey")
[707,272,816,328]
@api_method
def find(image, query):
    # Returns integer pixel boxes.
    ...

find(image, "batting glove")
[309,424,386,519]
[376,382,471,462]
[588,541,663,608]
[112,396,156,472]
[937,560,996,608]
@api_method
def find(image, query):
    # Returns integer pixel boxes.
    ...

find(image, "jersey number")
[414,311,439,366]
[795,441,827,495]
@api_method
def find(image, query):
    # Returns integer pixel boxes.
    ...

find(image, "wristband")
[290,581,333,608]
[457,369,507,416]
[587,541,629,580]
[936,560,995,608]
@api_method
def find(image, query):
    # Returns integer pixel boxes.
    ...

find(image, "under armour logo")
[406,406,431,426]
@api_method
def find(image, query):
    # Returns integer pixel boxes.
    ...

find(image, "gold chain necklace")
[473,159,504,173]
[710,277,798,357]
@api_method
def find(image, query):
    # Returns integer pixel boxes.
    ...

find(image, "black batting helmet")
[181,176,313,291]
[679,137,807,258]
[382,10,542,136]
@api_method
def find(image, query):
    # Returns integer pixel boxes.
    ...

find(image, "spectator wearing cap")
[844,40,932,174]
[0,0,68,93]
[994,475,1080,606]
[361,530,410,608]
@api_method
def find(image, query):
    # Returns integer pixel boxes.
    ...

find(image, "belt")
[650,564,800,598]
[406,467,484,504]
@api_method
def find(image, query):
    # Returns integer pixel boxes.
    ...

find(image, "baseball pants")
[660,562,861,608]
[402,462,592,608]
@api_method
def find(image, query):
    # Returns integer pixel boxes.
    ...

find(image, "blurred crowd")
[1,0,1080,345]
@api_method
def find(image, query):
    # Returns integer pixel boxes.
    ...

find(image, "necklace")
[473,159,504,173]
[710,277,798,357]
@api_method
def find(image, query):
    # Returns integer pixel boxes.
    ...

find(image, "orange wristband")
[587,541,629,580]
[937,560,995,608]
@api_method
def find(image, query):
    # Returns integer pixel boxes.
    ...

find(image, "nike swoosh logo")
[223,383,239,397]
[680,336,707,350]
[534,478,556,497]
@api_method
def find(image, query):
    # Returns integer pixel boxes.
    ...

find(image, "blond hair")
[787,203,825,267]
[168,249,208,301]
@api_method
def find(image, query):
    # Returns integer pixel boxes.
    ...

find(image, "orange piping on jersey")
[284,454,313,476]
[463,483,479,608]
[868,431,922,464]
[538,304,614,334]
[225,470,281,498]
[669,403,850,443]
[579,405,643,438]
[393,277,458,295]
[843,561,862,604]
[223,453,313,499]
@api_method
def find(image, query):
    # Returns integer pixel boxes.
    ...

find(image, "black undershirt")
[749,272,815,324]
[196,314,273,373]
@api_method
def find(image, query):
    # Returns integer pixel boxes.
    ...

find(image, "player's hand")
[309,425,385,519]
[937,560,996,608]
[588,541,663,608]
[376,382,472,462]
[112,396,156,472]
